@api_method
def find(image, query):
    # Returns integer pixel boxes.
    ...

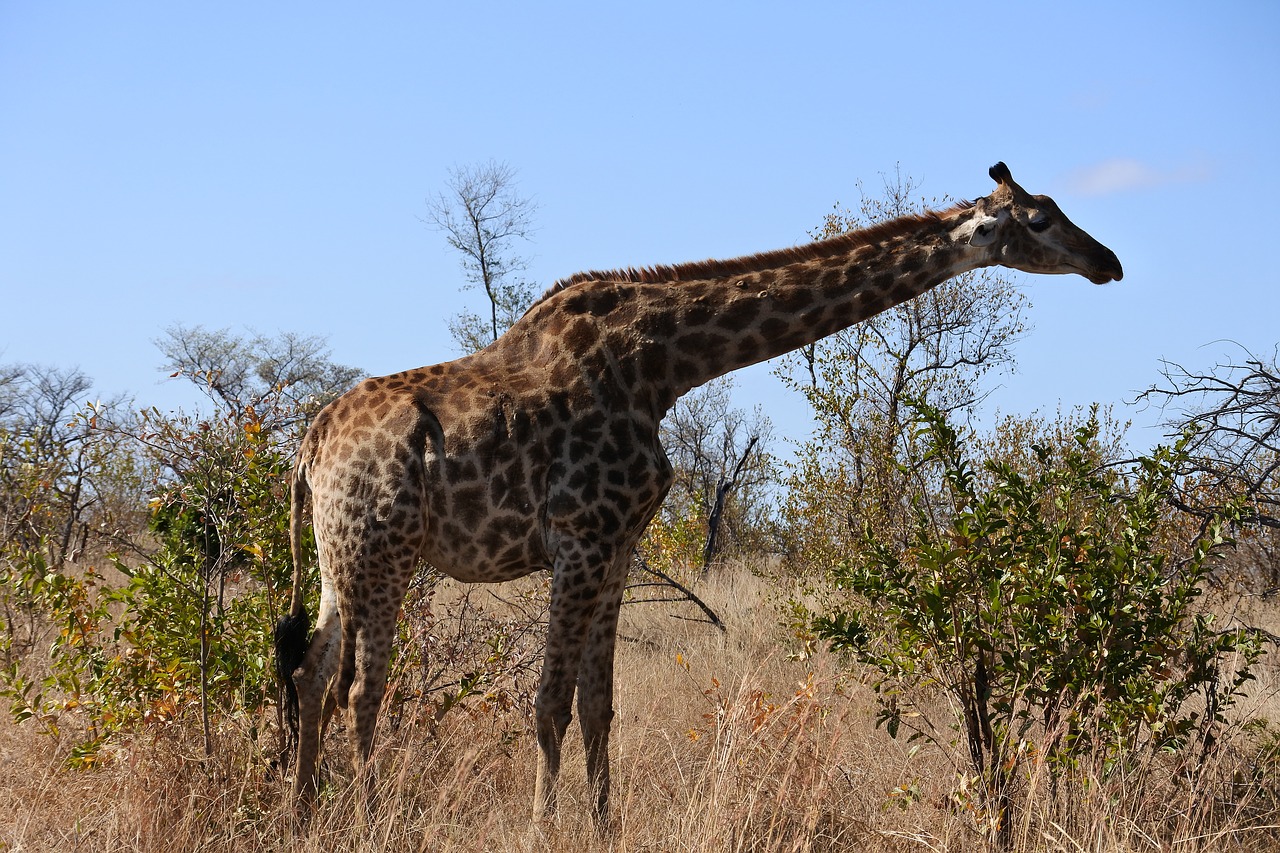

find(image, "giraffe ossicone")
[274,162,1122,826]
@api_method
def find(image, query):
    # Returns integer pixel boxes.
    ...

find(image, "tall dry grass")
[0,563,1276,852]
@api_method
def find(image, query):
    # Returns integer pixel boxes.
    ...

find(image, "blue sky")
[2,2,1277,451]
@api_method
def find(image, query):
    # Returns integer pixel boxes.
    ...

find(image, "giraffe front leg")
[531,546,608,823]
[532,679,574,822]
[344,578,410,804]
[576,559,628,832]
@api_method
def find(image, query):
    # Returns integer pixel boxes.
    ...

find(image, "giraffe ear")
[968,216,999,247]
[952,210,1000,247]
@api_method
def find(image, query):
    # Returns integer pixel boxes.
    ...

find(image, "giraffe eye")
[1028,216,1052,233]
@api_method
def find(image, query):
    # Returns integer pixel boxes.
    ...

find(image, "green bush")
[0,407,300,764]
[813,404,1265,839]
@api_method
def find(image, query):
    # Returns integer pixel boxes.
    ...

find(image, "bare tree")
[659,377,776,570]
[0,363,138,564]
[155,325,362,433]
[1138,344,1280,589]
[425,160,538,352]
[0,364,24,422]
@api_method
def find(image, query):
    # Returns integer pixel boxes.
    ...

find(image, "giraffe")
[274,162,1122,826]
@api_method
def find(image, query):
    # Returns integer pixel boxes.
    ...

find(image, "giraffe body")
[275,163,1123,825]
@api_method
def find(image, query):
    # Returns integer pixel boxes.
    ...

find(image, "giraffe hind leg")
[289,591,343,804]
[334,617,357,711]
[339,566,413,801]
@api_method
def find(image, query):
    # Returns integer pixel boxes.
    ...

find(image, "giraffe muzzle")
[1089,246,1123,284]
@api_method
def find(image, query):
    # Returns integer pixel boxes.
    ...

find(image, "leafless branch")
[627,553,727,633]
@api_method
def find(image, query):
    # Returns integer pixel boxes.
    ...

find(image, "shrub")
[812,404,1266,842]
[0,405,299,764]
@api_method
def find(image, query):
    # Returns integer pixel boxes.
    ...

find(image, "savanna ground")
[1,561,1276,853]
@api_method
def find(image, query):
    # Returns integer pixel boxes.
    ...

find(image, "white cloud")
[1067,157,1211,196]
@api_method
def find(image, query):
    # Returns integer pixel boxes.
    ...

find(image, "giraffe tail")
[273,454,312,770]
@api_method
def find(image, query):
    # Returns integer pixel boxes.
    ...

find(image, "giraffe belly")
[419,503,549,585]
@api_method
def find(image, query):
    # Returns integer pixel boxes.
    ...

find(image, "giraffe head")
[958,162,1123,284]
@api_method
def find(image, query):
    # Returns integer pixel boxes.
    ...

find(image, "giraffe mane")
[535,200,975,305]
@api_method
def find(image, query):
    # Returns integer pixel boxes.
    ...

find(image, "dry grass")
[1,563,1277,852]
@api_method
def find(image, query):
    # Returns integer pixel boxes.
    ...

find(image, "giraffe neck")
[506,201,988,421]
[601,202,986,415]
